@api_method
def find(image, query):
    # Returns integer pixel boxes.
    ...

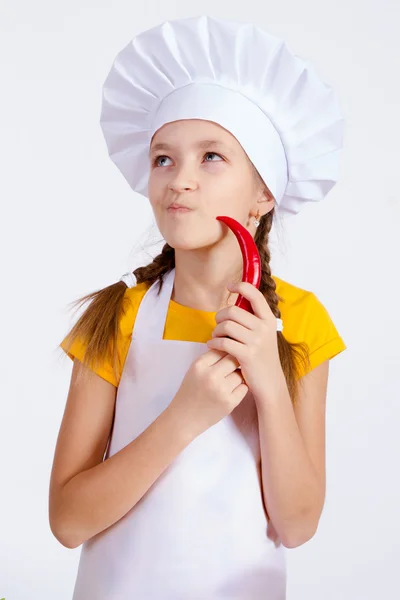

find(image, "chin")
[164,237,200,251]
[163,231,218,251]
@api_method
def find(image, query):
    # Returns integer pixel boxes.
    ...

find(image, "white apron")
[72,267,286,599]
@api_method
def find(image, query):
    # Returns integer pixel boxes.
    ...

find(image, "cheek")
[208,178,251,215]
[147,174,159,197]
[147,197,164,222]
[147,177,164,207]
[148,166,166,189]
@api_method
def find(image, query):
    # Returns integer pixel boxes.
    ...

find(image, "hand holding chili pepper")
[206,280,283,400]
[207,215,284,399]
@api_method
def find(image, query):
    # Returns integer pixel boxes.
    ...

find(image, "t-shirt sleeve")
[59,289,136,387]
[60,334,119,386]
[299,292,347,377]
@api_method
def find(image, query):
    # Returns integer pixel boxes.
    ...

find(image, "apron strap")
[132,268,175,341]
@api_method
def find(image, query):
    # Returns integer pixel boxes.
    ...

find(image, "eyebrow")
[149,139,231,156]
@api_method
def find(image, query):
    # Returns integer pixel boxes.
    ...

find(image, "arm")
[49,359,196,550]
[255,360,328,548]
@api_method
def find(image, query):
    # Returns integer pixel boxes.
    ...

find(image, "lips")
[167,204,193,213]
[168,203,192,210]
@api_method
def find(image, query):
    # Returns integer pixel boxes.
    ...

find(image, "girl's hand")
[170,349,249,439]
[206,281,284,400]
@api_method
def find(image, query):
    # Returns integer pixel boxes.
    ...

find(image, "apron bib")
[72,268,286,599]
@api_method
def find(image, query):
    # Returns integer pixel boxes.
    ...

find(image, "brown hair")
[60,191,310,407]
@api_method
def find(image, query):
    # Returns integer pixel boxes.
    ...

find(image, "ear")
[263,186,275,204]
[257,188,275,215]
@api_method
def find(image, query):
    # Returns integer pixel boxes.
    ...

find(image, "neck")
[171,248,243,312]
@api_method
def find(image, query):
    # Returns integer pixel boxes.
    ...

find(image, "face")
[147,119,272,251]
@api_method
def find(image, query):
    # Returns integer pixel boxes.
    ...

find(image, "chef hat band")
[100,15,345,218]
[151,83,288,206]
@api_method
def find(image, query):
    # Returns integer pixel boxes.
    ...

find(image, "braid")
[133,242,175,295]
[255,211,283,321]
[254,208,310,405]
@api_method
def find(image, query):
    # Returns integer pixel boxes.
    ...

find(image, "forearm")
[53,404,196,549]
[255,372,324,548]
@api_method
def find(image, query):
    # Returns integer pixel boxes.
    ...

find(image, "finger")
[201,348,239,372]
[206,336,245,365]
[226,369,247,389]
[201,346,242,375]
[212,320,253,345]
[215,304,257,330]
[215,351,241,375]
[200,348,229,367]
[228,281,270,320]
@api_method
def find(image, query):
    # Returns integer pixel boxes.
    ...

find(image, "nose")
[167,167,197,193]
[168,181,195,192]
[169,186,192,193]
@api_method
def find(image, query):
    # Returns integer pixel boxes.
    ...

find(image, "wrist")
[254,367,287,407]
[164,400,200,445]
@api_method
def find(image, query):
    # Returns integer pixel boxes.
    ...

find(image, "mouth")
[167,206,193,214]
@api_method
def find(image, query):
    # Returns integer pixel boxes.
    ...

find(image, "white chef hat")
[100,15,345,218]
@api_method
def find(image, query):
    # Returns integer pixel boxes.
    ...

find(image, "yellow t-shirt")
[60,275,346,387]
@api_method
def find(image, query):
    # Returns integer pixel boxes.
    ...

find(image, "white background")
[1,1,399,598]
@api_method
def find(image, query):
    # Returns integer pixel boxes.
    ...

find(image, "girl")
[49,15,347,599]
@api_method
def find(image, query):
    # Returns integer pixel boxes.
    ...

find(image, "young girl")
[49,15,347,599]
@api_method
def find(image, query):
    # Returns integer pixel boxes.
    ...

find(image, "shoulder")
[273,275,347,376]
[273,275,317,326]
[60,281,152,387]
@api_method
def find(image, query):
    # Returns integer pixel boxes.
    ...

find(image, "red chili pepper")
[216,215,261,314]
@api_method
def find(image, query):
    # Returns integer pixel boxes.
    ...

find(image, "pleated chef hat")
[100,15,345,218]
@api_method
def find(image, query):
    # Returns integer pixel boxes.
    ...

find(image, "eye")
[152,151,224,167]
[152,155,172,167]
[204,152,223,162]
